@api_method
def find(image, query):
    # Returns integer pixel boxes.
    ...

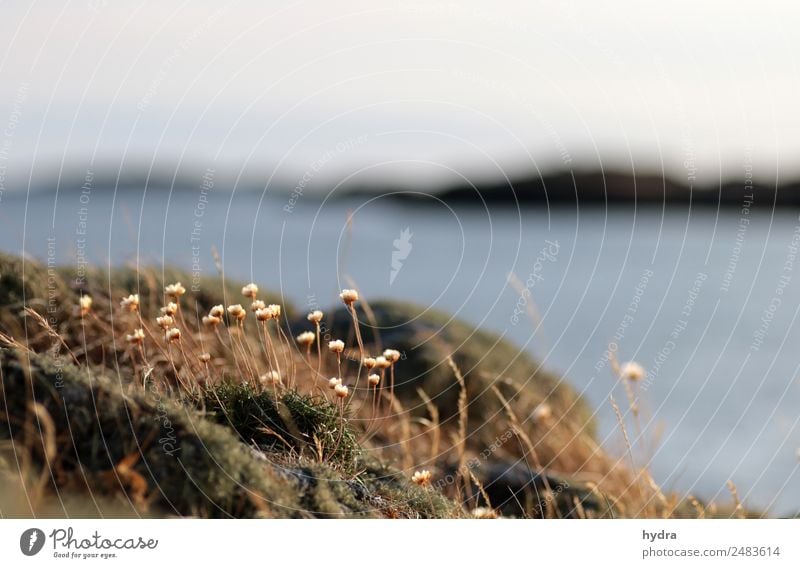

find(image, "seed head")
[267,304,281,318]
[255,308,270,321]
[328,377,342,389]
[202,315,221,327]
[120,294,140,312]
[531,403,552,424]
[250,299,266,312]
[156,315,174,330]
[296,331,315,346]
[334,383,349,398]
[126,328,145,344]
[374,356,391,369]
[160,302,178,316]
[339,289,359,305]
[227,304,247,322]
[363,357,377,369]
[620,361,646,382]
[368,373,380,386]
[209,305,225,318]
[164,282,186,298]
[307,310,323,323]
[79,295,92,316]
[242,283,259,299]
[411,470,432,486]
[166,327,182,342]
[259,371,282,387]
[383,349,401,363]
[328,339,345,354]
[199,352,212,363]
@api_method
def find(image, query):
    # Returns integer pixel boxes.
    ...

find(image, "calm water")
[2,187,799,515]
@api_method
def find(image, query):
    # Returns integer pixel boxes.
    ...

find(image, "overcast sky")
[0,0,798,191]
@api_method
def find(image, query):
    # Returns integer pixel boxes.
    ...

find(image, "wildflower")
[227,304,247,322]
[383,348,401,363]
[471,507,499,519]
[328,377,342,389]
[334,383,349,398]
[251,299,266,312]
[531,403,552,424]
[156,315,174,330]
[242,283,259,299]
[307,310,323,323]
[267,304,281,318]
[374,356,391,369]
[209,305,225,318]
[259,371,281,387]
[199,352,212,363]
[164,282,186,298]
[166,327,182,343]
[160,302,178,316]
[296,331,315,347]
[411,470,432,486]
[79,295,92,316]
[328,339,345,354]
[255,308,270,322]
[202,315,221,327]
[120,294,140,312]
[363,357,377,369]
[339,289,359,305]
[126,328,145,344]
[620,361,646,382]
[368,373,380,386]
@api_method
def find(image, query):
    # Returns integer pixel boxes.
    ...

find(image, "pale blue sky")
[0,0,798,190]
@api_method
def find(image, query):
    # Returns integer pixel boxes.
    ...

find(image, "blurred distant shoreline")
[10,167,800,207]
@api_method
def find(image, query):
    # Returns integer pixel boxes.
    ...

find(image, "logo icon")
[390,227,413,285]
[20,528,46,556]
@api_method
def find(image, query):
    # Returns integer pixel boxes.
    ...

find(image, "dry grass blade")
[446,356,469,503]
[23,307,80,366]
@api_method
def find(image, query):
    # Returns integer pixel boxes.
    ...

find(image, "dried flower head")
[363,357,377,369]
[383,349,401,363]
[267,304,281,318]
[411,470,432,486]
[156,315,174,330]
[126,328,145,344]
[328,339,345,354]
[328,377,342,389]
[374,356,391,369]
[120,294,140,312]
[242,283,259,299]
[250,299,266,312]
[259,371,282,387]
[255,308,270,322]
[339,289,359,305]
[296,331,315,346]
[160,302,178,316]
[334,383,349,398]
[307,310,323,323]
[471,507,499,519]
[209,305,225,318]
[620,361,646,382]
[79,295,92,316]
[166,327,182,342]
[227,304,247,322]
[165,282,186,298]
[202,315,221,327]
[368,373,380,386]
[199,352,212,363]
[531,403,552,424]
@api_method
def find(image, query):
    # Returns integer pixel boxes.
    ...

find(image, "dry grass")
[0,253,761,518]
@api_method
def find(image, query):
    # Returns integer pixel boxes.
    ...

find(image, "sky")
[0,0,798,192]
